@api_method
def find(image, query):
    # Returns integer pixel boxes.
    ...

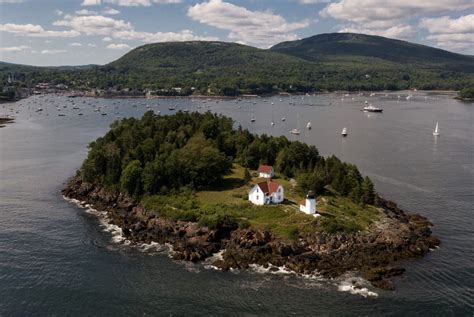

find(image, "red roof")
[257,180,281,195]
[258,165,273,174]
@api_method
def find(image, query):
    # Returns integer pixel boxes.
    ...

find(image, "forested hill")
[271,33,474,72]
[1,33,473,95]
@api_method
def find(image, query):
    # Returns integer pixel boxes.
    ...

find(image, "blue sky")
[0,0,473,66]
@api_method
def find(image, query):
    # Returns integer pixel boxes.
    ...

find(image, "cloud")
[0,23,80,38]
[321,1,474,24]
[69,42,83,46]
[41,49,67,54]
[102,36,113,41]
[82,0,180,6]
[106,43,131,49]
[0,0,25,3]
[87,43,97,47]
[81,0,100,5]
[114,29,218,42]
[55,10,64,16]
[420,15,474,54]
[420,15,474,35]
[339,24,416,40]
[54,15,132,36]
[102,7,120,15]
[319,0,474,42]
[0,45,30,52]
[76,9,98,15]
[187,0,311,47]
[299,0,331,3]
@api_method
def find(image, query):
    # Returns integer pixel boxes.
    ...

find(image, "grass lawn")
[142,164,381,240]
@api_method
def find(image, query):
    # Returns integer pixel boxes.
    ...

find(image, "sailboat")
[290,113,301,135]
[341,127,347,137]
[306,122,312,130]
[433,122,440,136]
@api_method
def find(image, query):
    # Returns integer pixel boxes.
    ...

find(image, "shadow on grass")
[201,177,246,192]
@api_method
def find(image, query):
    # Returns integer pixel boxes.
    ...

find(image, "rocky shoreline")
[63,176,440,290]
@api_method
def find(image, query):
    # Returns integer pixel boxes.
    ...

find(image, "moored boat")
[363,104,383,112]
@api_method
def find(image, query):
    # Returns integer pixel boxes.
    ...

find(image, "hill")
[1,33,473,95]
[271,33,474,72]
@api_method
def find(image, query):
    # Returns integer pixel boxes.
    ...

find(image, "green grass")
[141,164,381,240]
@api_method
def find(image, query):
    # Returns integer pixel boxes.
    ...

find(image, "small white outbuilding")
[300,191,320,217]
[257,165,275,179]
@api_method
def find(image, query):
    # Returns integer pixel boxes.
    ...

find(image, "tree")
[120,160,143,197]
[361,176,375,205]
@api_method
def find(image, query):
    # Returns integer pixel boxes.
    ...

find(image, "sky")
[0,0,473,66]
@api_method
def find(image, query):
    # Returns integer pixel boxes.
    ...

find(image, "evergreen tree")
[361,176,375,204]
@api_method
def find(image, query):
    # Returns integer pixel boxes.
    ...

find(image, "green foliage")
[361,176,375,205]
[120,160,143,197]
[459,85,474,100]
[1,33,473,94]
[198,214,239,230]
[81,111,377,211]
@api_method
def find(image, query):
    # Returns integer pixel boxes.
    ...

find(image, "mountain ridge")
[1,33,473,95]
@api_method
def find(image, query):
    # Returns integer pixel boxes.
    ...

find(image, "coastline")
[63,176,440,290]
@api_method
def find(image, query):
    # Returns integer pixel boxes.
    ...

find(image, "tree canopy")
[81,111,377,205]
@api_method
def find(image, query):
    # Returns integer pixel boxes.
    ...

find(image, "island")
[63,111,440,290]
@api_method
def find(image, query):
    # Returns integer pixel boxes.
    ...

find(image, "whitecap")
[336,274,378,298]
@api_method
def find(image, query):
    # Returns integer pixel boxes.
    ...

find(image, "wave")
[64,195,172,254]
[335,273,378,298]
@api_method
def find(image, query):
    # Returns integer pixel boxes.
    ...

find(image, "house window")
[278,195,281,200]
[256,195,259,200]
[278,188,281,192]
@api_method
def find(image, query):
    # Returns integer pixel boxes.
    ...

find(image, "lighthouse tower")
[300,191,317,215]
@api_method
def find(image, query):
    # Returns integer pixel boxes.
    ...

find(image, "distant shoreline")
[4,89,460,103]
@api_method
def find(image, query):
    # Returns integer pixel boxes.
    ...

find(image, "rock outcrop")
[63,176,440,290]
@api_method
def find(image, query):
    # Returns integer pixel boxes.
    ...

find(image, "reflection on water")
[0,91,473,315]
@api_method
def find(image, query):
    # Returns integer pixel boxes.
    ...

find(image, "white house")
[249,180,284,205]
[300,191,320,217]
[257,165,275,178]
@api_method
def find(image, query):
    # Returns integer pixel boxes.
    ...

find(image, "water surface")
[0,92,472,315]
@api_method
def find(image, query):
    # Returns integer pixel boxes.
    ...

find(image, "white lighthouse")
[300,191,319,216]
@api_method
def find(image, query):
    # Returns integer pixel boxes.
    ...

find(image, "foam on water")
[335,274,378,298]
[203,249,225,270]
[64,196,128,246]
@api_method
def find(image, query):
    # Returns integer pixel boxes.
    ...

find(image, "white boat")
[306,122,312,130]
[433,122,440,136]
[271,121,275,126]
[251,117,256,122]
[291,113,301,134]
[341,127,347,137]
[362,104,383,112]
[281,117,286,121]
